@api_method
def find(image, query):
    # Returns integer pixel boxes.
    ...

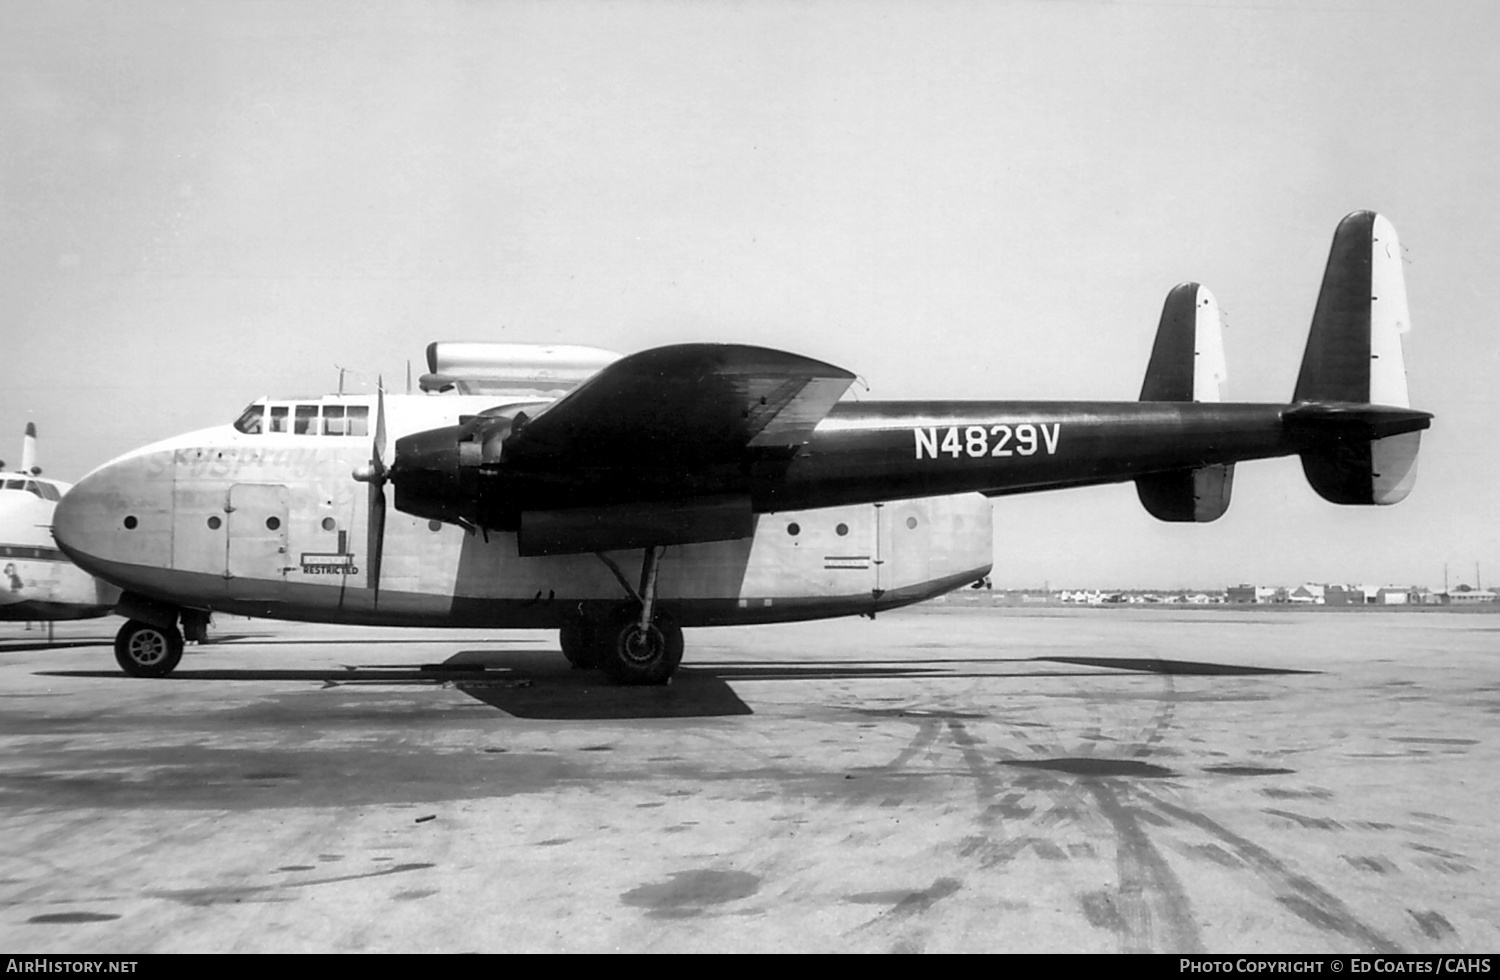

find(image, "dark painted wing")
[503,344,856,465]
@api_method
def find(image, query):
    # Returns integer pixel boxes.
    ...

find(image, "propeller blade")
[373,378,388,479]
[367,476,386,605]
[357,378,390,605]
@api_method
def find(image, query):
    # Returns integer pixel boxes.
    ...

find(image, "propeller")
[352,380,388,604]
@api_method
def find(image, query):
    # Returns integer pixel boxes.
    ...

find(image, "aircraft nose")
[54,452,173,585]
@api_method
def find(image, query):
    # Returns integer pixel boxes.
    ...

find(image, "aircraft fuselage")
[0,476,117,621]
[53,394,1007,629]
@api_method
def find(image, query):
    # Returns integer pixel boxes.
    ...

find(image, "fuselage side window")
[322,405,347,436]
[233,404,265,434]
[268,405,289,433]
[347,405,370,437]
[294,404,318,435]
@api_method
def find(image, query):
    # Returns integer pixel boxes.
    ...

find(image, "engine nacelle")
[392,411,761,555]
[393,414,518,530]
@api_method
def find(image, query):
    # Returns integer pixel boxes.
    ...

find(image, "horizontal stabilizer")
[1283,403,1432,442]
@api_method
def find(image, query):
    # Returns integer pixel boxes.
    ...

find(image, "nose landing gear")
[114,619,184,678]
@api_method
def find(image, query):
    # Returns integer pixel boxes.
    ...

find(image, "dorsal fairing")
[421,343,621,396]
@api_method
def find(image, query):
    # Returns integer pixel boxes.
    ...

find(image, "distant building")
[1324,585,1363,606]
[1376,586,1421,605]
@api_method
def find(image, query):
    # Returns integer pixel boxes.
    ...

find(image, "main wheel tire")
[599,607,683,686]
[559,619,603,670]
[114,619,184,678]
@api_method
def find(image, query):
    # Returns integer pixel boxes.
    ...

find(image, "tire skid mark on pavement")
[973,667,1205,953]
[1088,780,1204,953]
[1140,790,1403,953]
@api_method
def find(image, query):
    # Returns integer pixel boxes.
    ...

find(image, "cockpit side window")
[38,482,61,502]
[2,479,20,490]
[322,405,347,436]
[347,405,370,437]
[23,481,42,499]
[294,404,318,435]
[268,406,289,433]
[234,404,265,434]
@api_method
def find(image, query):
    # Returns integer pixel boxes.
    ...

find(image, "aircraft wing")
[502,343,856,466]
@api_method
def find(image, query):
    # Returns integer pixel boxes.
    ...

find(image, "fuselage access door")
[226,483,290,598]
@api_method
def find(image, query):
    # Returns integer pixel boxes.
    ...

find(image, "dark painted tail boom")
[770,212,1430,515]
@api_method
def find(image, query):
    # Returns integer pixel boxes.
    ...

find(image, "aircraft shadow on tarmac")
[1030,656,1317,676]
[34,650,1313,721]
[0,638,114,654]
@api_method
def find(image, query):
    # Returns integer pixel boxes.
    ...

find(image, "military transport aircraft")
[0,423,118,623]
[53,212,1431,684]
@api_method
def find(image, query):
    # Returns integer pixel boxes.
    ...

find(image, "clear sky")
[3,0,1496,590]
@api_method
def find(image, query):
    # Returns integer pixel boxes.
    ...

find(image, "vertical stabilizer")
[1137,283,1234,521]
[1293,211,1411,407]
[1140,283,1227,403]
[1295,212,1421,505]
[20,423,38,476]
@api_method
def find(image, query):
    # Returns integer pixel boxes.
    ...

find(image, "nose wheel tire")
[599,606,683,686]
[114,619,184,678]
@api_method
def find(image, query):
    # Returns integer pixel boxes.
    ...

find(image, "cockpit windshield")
[232,400,369,437]
[233,404,264,434]
[0,478,59,501]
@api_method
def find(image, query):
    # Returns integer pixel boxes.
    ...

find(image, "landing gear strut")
[560,546,684,686]
[114,619,184,678]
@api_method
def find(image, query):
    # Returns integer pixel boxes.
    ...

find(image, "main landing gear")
[114,619,184,678]
[561,546,684,686]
